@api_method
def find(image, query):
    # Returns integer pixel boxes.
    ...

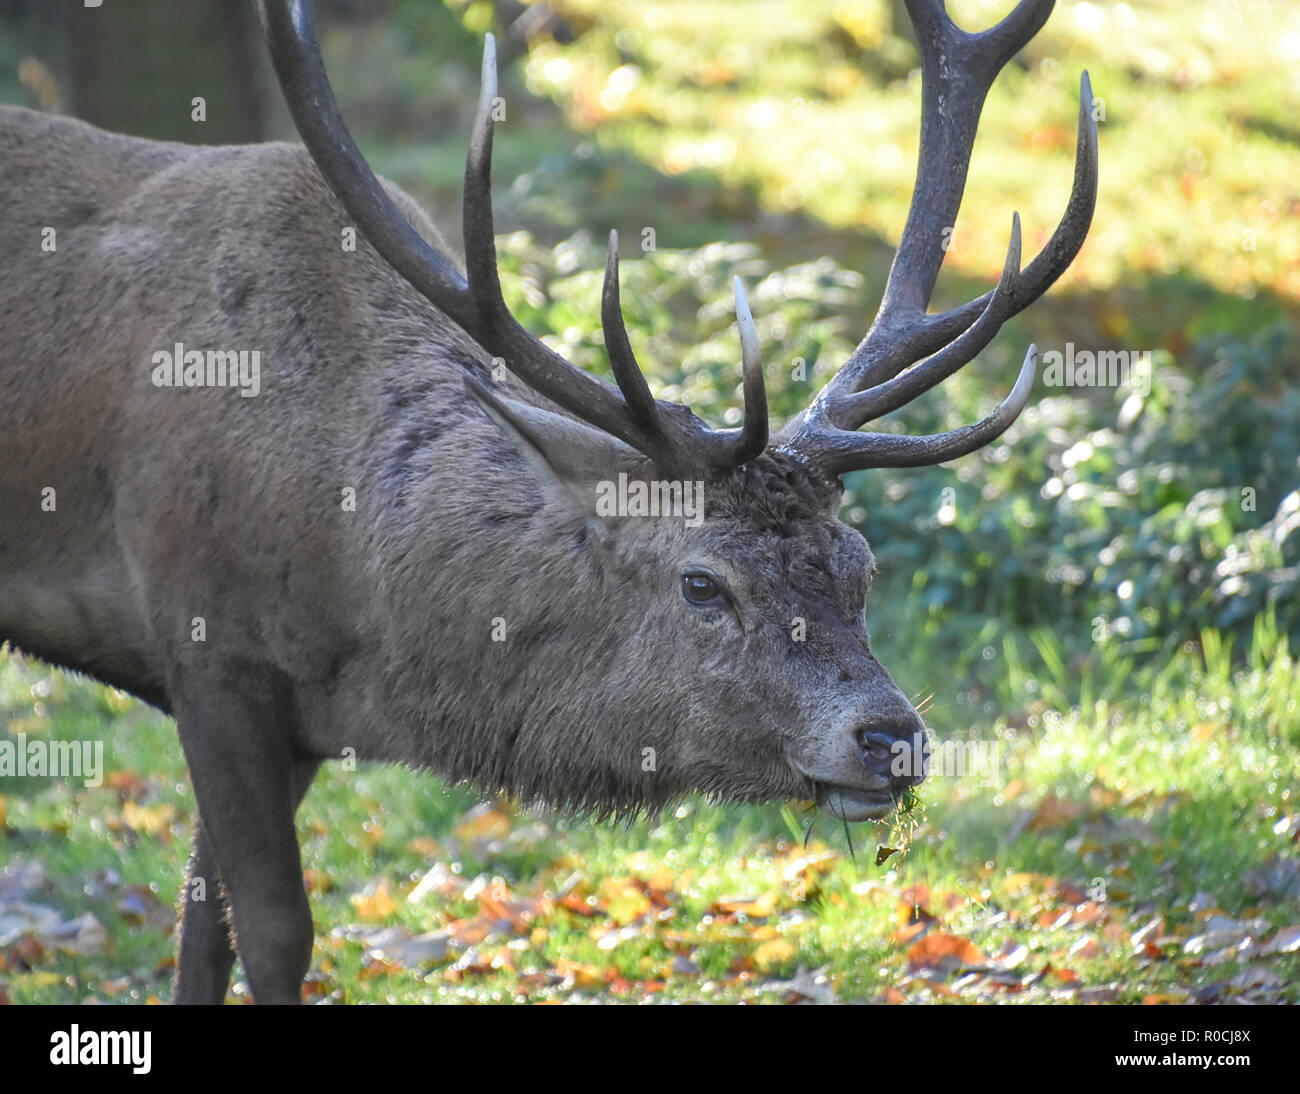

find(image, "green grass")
[3,611,1295,1004]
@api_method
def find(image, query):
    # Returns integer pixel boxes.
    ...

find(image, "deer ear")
[465,374,648,504]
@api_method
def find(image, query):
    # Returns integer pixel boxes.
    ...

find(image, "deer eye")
[681,569,725,606]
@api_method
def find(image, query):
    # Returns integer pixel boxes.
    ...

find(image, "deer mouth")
[814,784,898,822]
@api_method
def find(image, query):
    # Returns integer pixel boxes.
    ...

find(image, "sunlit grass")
[2,608,1295,1003]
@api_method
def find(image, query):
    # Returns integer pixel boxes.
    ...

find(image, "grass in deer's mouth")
[873,785,925,867]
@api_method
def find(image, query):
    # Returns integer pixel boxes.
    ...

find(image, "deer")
[0,0,1096,1003]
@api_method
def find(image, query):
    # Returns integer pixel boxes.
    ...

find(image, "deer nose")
[856,721,929,787]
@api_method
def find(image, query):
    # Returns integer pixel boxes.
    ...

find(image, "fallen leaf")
[121,801,174,837]
[754,937,796,971]
[906,931,985,972]
[453,804,512,842]
[1000,779,1025,803]
[1027,794,1084,832]
[1230,966,1282,991]
[1143,991,1188,1004]
[351,879,398,921]
[670,954,700,976]
[1069,937,1101,959]
[553,958,603,990]
[105,771,148,801]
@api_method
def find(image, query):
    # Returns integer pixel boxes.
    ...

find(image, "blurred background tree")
[0,0,271,141]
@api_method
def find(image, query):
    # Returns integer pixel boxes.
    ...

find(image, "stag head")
[261,0,1096,820]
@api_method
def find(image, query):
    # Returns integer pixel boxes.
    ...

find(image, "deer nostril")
[855,721,929,785]
[856,730,897,765]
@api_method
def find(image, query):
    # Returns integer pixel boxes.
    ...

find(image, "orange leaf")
[559,891,600,917]
[1070,938,1101,960]
[906,931,985,971]
[890,920,929,945]
[714,892,779,918]
[1001,872,1045,898]
[105,771,148,801]
[554,958,604,990]
[1143,992,1184,1005]
[1001,779,1025,803]
[1027,795,1084,832]
[900,883,931,908]
[1071,901,1105,925]
[447,915,495,946]
[753,938,796,972]
[453,805,512,841]
[351,879,398,921]
[358,956,403,980]
[1053,879,1088,905]
[122,800,174,837]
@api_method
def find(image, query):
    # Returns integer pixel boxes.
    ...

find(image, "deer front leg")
[172,675,320,1004]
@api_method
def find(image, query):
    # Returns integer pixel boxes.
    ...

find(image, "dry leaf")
[754,937,796,971]
[1027,794,1084,832]
[906,931,985,971]
[351,879,398,921]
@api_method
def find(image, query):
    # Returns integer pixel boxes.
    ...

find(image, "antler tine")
[732,277,769,463]
[461,31,502,323]
[968,0,1057,73]
[867,0,1054,330]
[771,0,1054,425]
[601,230,659,429]
[813,345,1039,476]
[459,34,636,437]
[461,35,772,475]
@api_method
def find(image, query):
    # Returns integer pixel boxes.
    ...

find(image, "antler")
[261,0,1093,483]
[777,0,1098,476]
[259,0,767,476]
